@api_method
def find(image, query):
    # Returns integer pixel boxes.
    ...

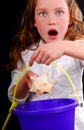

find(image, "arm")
[12,70,37,100]
[29,40,84,66]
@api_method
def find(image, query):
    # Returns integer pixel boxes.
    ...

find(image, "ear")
[68,18,72,28]
[69,18,72,25]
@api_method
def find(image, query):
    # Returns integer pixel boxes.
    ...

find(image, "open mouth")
[48,29,58,36]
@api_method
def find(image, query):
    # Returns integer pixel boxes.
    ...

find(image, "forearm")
[12,74,30,100]
[29,40,84,66]
[64,40,84,60]
[12,70,37,100]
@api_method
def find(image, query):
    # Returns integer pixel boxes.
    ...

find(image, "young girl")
[8,0,84,129]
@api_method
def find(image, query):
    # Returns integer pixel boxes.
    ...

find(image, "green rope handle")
[1,62,81,130]
[1,101,19,130]
[52,61,81,105]
[1,65,29,130]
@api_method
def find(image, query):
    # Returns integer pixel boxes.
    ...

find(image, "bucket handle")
[52,62,81,105]
[13,61,82,105]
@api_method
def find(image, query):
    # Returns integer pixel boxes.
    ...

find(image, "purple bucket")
[12,98,78,130]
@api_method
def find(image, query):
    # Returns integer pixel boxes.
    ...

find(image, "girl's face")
[34,0,70,43]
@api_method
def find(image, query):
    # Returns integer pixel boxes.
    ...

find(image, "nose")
[48,19,56,25]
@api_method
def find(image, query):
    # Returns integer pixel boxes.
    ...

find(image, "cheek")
[34,20,46,34]
[34,22,42,28]
[58,18,69,31]
[37,26,45,36]
[34,18,45,27]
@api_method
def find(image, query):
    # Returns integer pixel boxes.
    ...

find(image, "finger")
[44,57,55,65]
[26,71,37,89]
[35,51,45,64]
[26,70,37,78]
[40,54,49,64]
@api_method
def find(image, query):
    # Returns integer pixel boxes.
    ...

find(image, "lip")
[48,28,58,40]
[48,35,57,40]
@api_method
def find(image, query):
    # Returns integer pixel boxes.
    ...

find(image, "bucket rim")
[12,98,78,116]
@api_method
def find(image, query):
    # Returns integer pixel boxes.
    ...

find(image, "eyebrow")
[36,7,66,12]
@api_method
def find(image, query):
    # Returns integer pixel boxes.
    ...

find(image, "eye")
[56,11,64,16]
[39,12,47,17]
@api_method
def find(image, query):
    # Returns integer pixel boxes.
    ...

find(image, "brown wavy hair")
[9,0,84,70]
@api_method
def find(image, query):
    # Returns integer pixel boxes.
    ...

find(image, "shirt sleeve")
[8,69,29,103]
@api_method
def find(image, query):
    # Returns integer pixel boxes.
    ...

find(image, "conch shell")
[29,73,57,95]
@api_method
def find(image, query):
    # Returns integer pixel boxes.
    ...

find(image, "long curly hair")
[9,0,84,69]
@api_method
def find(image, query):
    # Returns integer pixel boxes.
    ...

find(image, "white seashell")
[29,72,57,95]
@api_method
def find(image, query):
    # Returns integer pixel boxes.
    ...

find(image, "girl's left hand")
[29,41,65,66]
